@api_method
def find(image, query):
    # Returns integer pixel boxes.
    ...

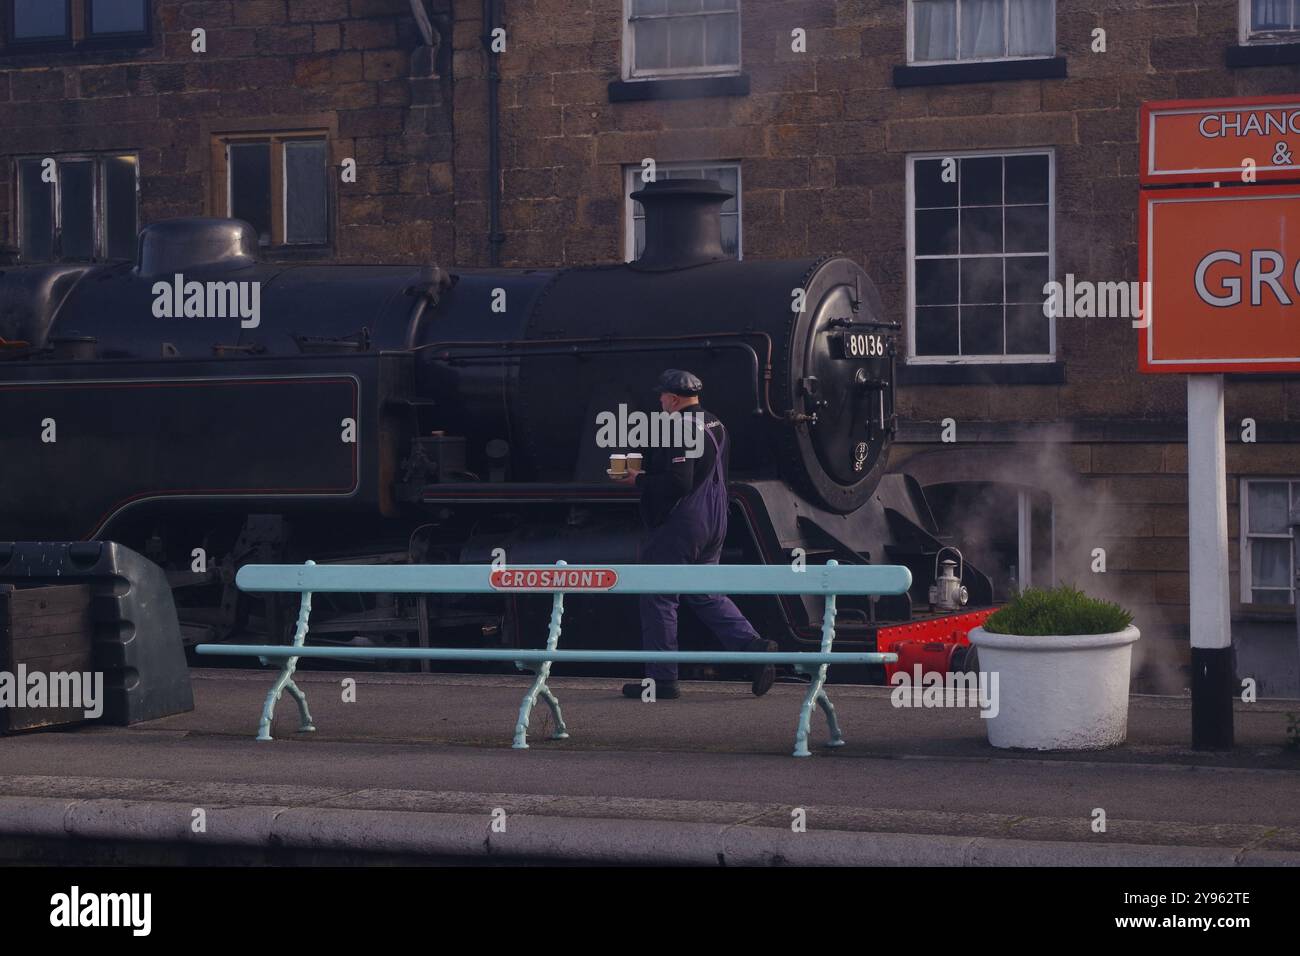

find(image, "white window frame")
[1239,477,1299,605]
[1239,0,1300,44]
[905,147,1056,365]
[14,152,140,261]
[907,0,1056,66]
[622,161,743,261]
[622,0,742,81]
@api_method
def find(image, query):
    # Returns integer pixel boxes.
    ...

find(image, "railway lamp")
[928,547,969,611]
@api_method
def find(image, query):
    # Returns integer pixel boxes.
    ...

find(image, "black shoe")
[745,639,779,697]
[622,679,679,700]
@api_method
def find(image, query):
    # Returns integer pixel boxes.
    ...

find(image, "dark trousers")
[638,516,760,682]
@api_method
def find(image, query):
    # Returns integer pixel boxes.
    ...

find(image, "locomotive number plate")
[490,568,619,591]
[835,332,886,359]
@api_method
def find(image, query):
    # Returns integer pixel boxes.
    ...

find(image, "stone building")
[4,0,1300,691]
[445,0,1300,693]
[0,0,454,264]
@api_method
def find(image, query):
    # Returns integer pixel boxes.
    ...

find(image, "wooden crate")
[0,583,96,733]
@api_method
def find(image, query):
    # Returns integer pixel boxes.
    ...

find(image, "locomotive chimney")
[630,179,731,272]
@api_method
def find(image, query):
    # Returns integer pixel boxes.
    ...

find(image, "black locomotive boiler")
[0,179,992,672]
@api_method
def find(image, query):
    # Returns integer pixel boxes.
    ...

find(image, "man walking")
[612,369,778,700]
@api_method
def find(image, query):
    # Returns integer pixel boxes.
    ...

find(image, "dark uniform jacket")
[634,405,728,528]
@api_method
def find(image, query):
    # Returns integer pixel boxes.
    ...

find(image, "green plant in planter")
[983,585,1133,636]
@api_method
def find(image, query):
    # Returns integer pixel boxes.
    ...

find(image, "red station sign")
[489,567,619,591]
[1139,96,1300,375]
[1139,185,1300,374]
[1141,95,1300,184]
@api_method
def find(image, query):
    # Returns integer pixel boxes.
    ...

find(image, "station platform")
[1,669,1298,866]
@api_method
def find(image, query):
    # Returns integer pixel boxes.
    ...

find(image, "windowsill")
[893,56,1067,87]
[1,36,154,57]
[609,74,750,102]
[262,245,335,262]
[1235,602,1296,622]
[898,361,1065,385]
[1226,41,1300,67]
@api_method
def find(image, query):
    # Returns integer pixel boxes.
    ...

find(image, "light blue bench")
[195,559,910,757]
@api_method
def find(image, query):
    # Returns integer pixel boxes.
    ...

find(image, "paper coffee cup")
[627,454,643,473]
[609,454,627,474]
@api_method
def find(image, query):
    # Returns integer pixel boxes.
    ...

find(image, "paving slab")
[0,669,1297,865]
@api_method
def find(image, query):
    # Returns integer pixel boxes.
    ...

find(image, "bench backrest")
[236,561,912,597]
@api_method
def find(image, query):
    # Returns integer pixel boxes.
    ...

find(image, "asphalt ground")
[1,669,1298,865]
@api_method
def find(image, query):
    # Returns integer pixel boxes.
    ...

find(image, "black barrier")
[0,541,193,725]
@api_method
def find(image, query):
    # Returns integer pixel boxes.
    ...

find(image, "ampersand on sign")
[1273,141,1293,166]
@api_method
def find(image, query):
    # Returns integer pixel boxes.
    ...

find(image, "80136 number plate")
[834,332,886,359]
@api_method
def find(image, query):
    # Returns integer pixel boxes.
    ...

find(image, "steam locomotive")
[0,179,994,677]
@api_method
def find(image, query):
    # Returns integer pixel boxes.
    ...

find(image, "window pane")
[915,159,959,208]
[666,0,701,11]
[1006,302,1051,354]
[59,161,95,260]
[632,0,667,13]
[285,140,328,245]
[1008,0,1054,55]
[229,142,272,246]
[721,214,739,256]
[1005,204,1049,253]
[636,18,669,71]
[1005,154,1049,204]
[668,17,705,68]
[961,156,1003,205]
[915,306,959,356]
[1248,482,1289,533]
[916,259,959,306]
[104,155,139,259]
[913,0,957,61]
[1005,255,1048,302]
[961,0,1006,59]
[1252,0,1293,31]
[962,305,1004,355]
[960,206,1003,254]
[961,257,1004,305]
[19,159,54,261]
[915,208,959,255]
[710,166,739,212]
[703,13,739,66]
[90,0,147,35]
[1251,538,1292,588]
[13,0,68,39]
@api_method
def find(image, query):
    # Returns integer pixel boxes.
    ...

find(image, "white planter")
[968,625,1140,751]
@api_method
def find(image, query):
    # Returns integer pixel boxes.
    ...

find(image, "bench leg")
[257,582,316,742]
[816,687,845,748]
[793,664,830,757]
[512,583,569,749]
[793,586,844,757]
[513,661,570,749]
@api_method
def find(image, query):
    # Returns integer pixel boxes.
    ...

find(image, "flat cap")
[653,369,703,396]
